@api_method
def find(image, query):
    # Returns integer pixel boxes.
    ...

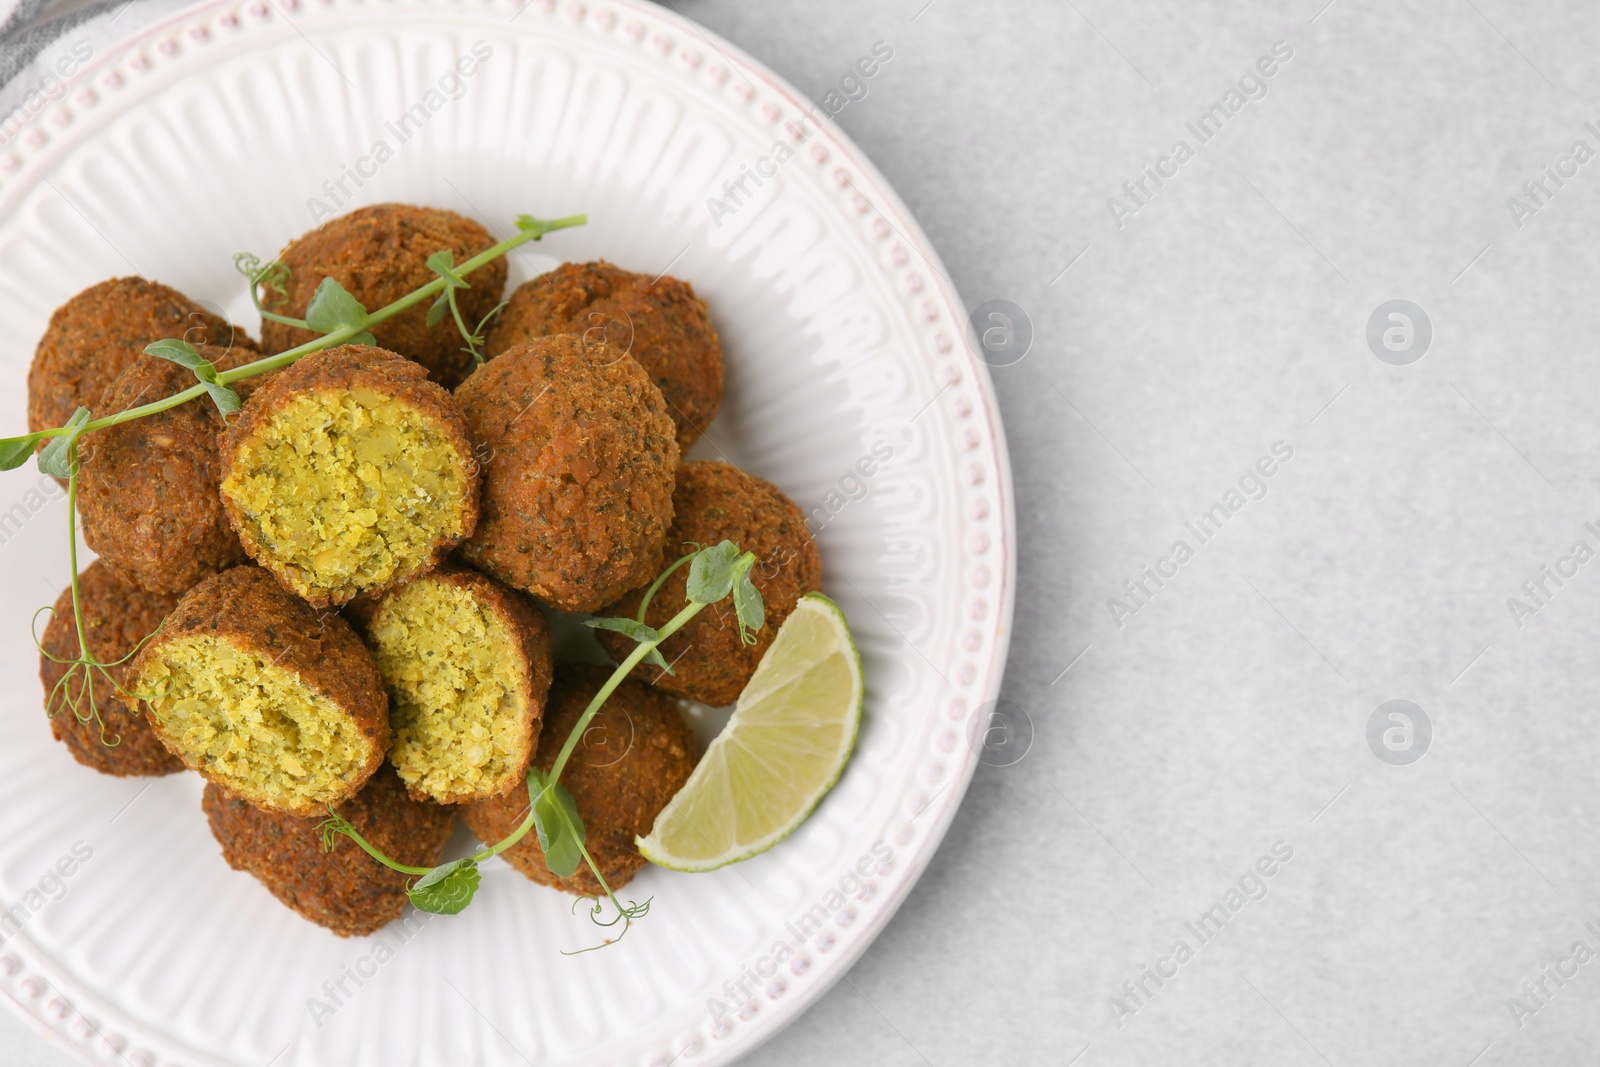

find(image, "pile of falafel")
[30,203,823,938]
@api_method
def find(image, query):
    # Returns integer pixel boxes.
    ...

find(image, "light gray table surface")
[7,1,1600,1064]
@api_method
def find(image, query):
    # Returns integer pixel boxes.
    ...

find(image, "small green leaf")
[529,768,586,878]
[426,249,468,289]
[203,383,242,417]
[349,331,377,347]
[408,857,480,915]
[584,616,660,643]
[37,407,90,479]
[145,338,207,373]
[686,540,741,604]
[426,291,451,327]
[148,340,238,415]
[584,617,673,673]
[0,433,41,471]
[304,277,371,336]
[732,561,765,638]
[426,252,469,332]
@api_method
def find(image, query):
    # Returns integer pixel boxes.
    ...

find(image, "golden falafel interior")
[138,635,373,809]
[222,386,471,603]
[369,577,530,800]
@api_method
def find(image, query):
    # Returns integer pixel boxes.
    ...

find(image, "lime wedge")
[637,592,862,872]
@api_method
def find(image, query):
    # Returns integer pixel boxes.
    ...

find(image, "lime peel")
[637,593,862,872]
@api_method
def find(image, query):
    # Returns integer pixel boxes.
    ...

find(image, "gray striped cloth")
[0,0,193,127]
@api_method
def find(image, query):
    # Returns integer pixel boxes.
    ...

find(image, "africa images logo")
[1366,700,1430,766]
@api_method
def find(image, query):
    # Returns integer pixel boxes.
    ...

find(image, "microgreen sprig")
[30,430,172,742]
[424,249,505,365]
[234,253,301,329]
[317,541,763,954]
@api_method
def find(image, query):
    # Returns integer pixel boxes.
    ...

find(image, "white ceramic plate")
[0,2,1013,1064]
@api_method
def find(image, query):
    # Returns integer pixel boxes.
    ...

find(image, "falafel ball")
[37,562,186,777]
[260,204,506,388]
[203,765,455,937]
[27,276,255,437]
[78,347,271,594]
[455,334,679,613]
[460,664,698,896]
[133,566,389,816]
[219,345,480,608]
[360,563,553,804]
[595,461,822,706]
[485,261,724,450]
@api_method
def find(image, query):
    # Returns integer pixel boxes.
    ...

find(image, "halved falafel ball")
[260,204,506,388]
[27,277,256,437]
[359,563,553,804]
[596,461,822,707]
[219,345,480,608]
[78,347,272,594]
[455,334,679,613]
[485,261,724,450]
[460,664,698,896]
[133,566,389,816]
[37,562,186,777]
[203,766,454,937]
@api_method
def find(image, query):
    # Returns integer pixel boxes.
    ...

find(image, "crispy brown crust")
[133,566,390,814]
[37,562,186,777]
[454,335,680,613]
[260,204,507,388]
[596,461,823,706]
[27,277,258,437]
[460,664,698,896]
[203,766,455,937]
[485,261,724,450]
[361,561,554,803]
[78,347,265,594]
[218,344,481,608]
